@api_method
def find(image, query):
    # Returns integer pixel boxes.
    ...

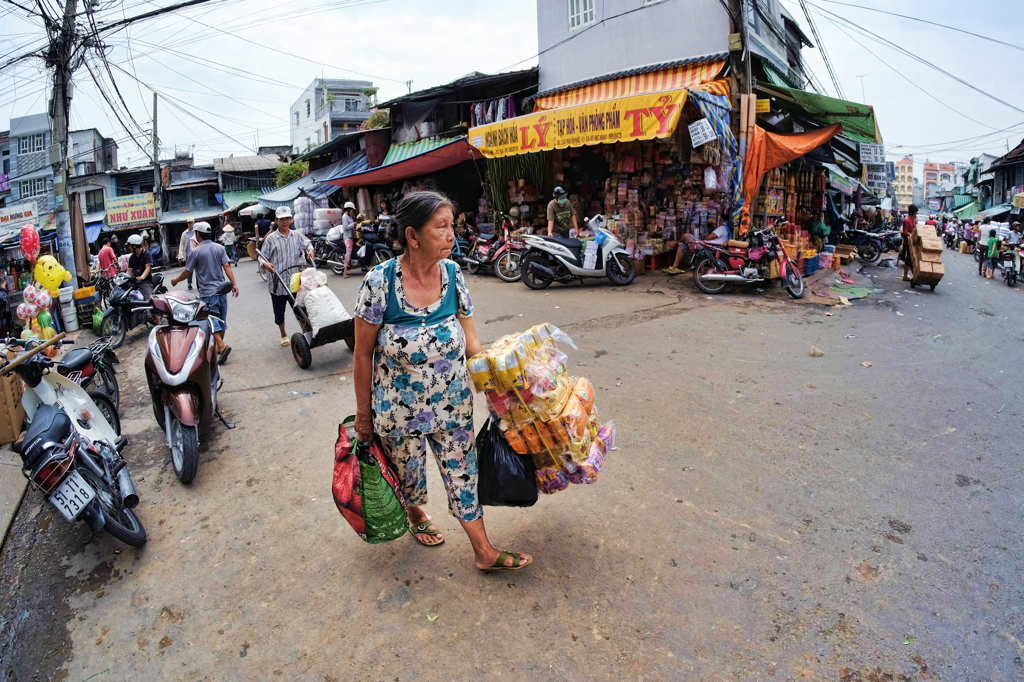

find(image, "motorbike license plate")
[48,470,96,521]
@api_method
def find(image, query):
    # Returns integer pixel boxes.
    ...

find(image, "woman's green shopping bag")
[332,417,408,544]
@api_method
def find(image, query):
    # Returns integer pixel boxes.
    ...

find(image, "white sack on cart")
[304,285,352,337]
[295,268,327,309]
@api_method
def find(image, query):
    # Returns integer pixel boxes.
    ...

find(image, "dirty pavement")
[1,249,1022,681]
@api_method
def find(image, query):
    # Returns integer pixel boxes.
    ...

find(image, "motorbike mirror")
[215,279,233,296]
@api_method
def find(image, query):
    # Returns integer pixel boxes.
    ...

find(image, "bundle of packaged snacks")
[469,323,615,494]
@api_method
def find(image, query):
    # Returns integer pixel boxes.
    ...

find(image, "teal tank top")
[381,259,459,327]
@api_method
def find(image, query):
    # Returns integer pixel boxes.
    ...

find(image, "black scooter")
[99,273,167,349]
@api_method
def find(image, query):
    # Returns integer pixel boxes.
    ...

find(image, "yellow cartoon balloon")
[33,255,72,295]
[40,326,56,340]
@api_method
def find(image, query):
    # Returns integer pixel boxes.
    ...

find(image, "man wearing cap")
[546,187,578,238]
[177,217,198,290]
[259,206,314,347]
[126,234,154,300]
[171,222,239,365]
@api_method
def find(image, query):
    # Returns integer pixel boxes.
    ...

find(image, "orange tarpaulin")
[740,123,843,234]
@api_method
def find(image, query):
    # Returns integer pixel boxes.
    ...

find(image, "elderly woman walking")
[352,191,532,572]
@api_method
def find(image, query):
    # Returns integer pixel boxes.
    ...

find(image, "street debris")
[427,614,439,622]
[896,312,904,316]
[809,346,824,357]
[807,383,817,389]
[845,334,857,339]
[839,296,851,306]
[904,636,916,646]
[998,404,1006,413]
[824,312,833,316]
[861,362,872,367]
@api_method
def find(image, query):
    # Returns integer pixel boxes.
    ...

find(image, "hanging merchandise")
[19,225,40,262]
[34,255,72,295]
[468,323,616,495]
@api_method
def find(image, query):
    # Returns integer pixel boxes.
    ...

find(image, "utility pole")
[856,74,867,103]
[51,0,80,282]
[405,80,413,94]
[153,91,169,266]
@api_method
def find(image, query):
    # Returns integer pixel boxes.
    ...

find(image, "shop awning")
[756,83,881,144]
[951,193,975,209]
[821,162,855,195]
[222,189,263,210]
[85,221,103,244]
[977,203,1011,219]
[469,89,689,159]
[532,55,727,110]
[954,201,979,219]
[258,152,368,208]
[324,137,482,188]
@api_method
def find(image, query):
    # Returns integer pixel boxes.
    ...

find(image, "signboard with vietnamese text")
[468,90,688,158]
[865,164,889,191]
[105,193,156,229]
[755,98,770,113]
[0,200,40,241]
[688,118,718,148]
[859,143,885,165]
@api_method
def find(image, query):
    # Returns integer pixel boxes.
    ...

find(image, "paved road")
[1,248,1022,680]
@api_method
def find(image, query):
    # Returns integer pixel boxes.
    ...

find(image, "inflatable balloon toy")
[15,303,34,320]
[36,287,52,309]
[36,309,53,330]
[22,284,41,306]
[19,225,39,262]
[34,255,72,295]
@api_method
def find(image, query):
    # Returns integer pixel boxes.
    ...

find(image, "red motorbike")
[463,220,524,282]
[693,222,806,298]
[144,283,234,484]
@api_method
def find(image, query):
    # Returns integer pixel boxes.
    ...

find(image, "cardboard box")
[0,372,25,445]
[633,258,647,276]
[959,242,971,254]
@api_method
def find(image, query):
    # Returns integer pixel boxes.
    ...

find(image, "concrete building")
[69,129,118,177]
[912,178,924,208]
[894,157,914,211]
[8,113,55,215]
[0,130,10,207]
[923,161,955,197]
[536,0,729,93]
[290,78,374,155]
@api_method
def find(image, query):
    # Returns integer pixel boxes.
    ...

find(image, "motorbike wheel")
[101,312,127,350]
[78,467,146,546]
[374,248,394,266]
[466,260,481,275]
[607,253,636,286]
[87,391,121,435]
[169,417,199,484]
[494,251,522,282]
[784,266,806,299]
[974,248,982,264]
[330,259,346,276]
[521,252,552,290]
[94,364,120,412]
[291,333,312,369]
[858,241,881,265]
[693,258,728,295]
[258,264,268,282]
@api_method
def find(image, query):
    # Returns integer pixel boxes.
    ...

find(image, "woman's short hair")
[390,191,456,247]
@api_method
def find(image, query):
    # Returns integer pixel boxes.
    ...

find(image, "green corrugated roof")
[954,201,979,219]
[758,83,881,144]
[222,189,262,209]
[951,193,973,209]
[762,62,792,88]
[383,138,450,166]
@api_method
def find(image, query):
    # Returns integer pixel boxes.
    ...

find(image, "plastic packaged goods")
[533,420,556,448]
[510,401,534,428]
[558,395,588,441]
[546,417,571,445]
[529,374,572,421]
[573,377,595,413]
[521,423,543,455]
[587,413,599,440]
[489,346,528,392]
[536,466,569,494]
[485,390,514,416]
[597,422,616,450]
[503,428,528,455]
[469,354,497,392]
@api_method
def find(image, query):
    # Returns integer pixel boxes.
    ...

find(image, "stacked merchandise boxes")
[910,226,945,288]
[468,324,615,495]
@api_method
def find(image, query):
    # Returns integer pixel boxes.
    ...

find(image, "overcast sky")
[1,0,1021,175]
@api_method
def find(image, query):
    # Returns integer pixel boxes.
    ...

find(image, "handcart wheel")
[929,284,936,291]
[291,333,312,369]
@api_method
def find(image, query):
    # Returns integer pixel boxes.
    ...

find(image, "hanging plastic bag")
[332,418,409,544]
[476,417,538,508]
[704,166,718,191]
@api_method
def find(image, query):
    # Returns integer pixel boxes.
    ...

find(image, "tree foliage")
[275,160,307,187]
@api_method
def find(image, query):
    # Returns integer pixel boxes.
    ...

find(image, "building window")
[85,188,104,214]
[295,111,300,126]
[568,0,594,30]
[306,100,311,118]
[19,177,47,198]
[18,133,45,154]
[343,98,360,112]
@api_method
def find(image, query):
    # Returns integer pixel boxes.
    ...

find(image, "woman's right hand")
[354,410,374,443]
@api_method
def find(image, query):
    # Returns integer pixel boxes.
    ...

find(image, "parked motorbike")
[464,221,524,282]
[5,334,146,546]
[878,230,903,258]
[55,336,121,410]
[520,218,634,289]
[144,284,234,484]
[693,222,805,299]
[838,219,885,265]
[316,231,350,276]
[1002,246,1021,287]
[99,273,167,349]
[943,227,958,249]
[352,230,395,270]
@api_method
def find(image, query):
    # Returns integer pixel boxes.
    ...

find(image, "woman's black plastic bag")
[477,418,538,507]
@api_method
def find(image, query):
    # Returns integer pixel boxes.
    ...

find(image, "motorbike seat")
[152,273,164,287]
[540,235,583,252]
[60,348,93,373]
[726,240,750,249]
[21,404,72,471]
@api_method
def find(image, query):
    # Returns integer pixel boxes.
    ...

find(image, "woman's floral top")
[355,258,474,438]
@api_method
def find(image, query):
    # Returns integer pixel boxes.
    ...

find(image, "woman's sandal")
[409,519,444,546]
[480,550,530,572]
